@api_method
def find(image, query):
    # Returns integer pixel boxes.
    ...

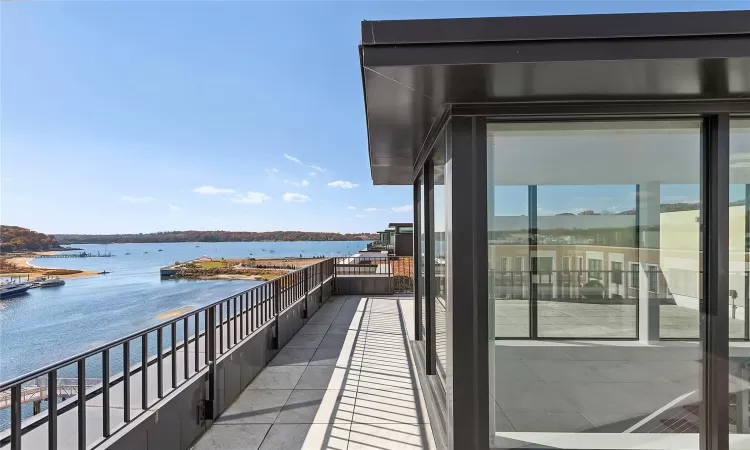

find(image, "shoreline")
[1,251,99,280]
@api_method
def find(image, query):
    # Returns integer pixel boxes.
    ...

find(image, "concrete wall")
[334,275,392,295]
[100,278,334,450]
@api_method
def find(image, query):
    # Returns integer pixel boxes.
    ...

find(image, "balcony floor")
[192,295,435,450]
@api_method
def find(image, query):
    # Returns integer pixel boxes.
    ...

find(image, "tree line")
[55,230,378,244]
[1,225,62,252]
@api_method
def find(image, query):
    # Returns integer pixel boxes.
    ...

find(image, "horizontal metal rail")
[0,257,336,449]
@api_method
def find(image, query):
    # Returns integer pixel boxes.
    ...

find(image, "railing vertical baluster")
[245,293,249,337]
[227,299,232,348]
[123,341,130,423]
[234,296,238,345]
[77,359,86,450]
[240,294,245,339]
[194,313,200,372]
[171,323,177,389]
[183,318,190,381]
[252,290,256,331]
[204,310,209,365]
[218,302,224,354]
[157,328,164,398]
[49,370,58,450]
[141,334,148,410]
[207,306,217,420]
[11,385,21,450]
[102,349,111,438]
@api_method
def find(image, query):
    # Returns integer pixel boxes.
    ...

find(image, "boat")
[158,249,163,252]
[0,282,32,299]
[36,277,65,288]
[98,270,111,275]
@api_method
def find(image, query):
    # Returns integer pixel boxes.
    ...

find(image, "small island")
[161,256,325,281]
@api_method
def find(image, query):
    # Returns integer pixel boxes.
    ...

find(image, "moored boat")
[0,282,32,299]
[36,277,65,288]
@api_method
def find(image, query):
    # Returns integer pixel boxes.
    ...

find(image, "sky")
[2,1,748,234]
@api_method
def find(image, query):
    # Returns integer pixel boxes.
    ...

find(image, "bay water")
[0,241,366,429]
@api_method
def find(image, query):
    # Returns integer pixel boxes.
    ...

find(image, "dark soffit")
[359,10,750,185]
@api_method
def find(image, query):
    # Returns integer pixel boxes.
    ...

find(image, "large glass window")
[729,119,750,445]
[488,120,703,448]
[418,175,426,339]
[432,138,447,381]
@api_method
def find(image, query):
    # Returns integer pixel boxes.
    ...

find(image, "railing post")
[206,306,217,419]
[303,268,309,319]
[272,279,280,349]
[10,385,21,450]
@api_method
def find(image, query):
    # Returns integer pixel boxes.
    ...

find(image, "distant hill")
[55,230,378,245]
[1,225,62,252]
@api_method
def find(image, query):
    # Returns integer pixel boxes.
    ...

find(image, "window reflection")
[488,120,703,448]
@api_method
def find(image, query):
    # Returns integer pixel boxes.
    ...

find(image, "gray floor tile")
[285,334,324,349]
[249,366,307,390]
[299,324,331,335]
[522,360,606,382]
[268,348,317,366]
[583,360,670,383]
[258,423,351,450]
[217,389,292,424]
[348,423,436,450]
[494,360,542,382]
[275,389,354,423]
[310,348,345,366]
[193,424,270,450]
[503,409,595,432]
[494,380,576,413]
[296,366,339,389]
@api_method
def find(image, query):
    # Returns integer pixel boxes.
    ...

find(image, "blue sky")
[2,1,747,234]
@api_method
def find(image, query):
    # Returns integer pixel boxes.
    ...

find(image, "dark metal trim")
[414,106,451,181]
[700,113,730,450]
[449,116,489,450]
[362,35,750,68]
[77,360,86,450]
[424,158,436,375]
[102,349,111,438]
[528,185,538,339]
[455,101,750,118]
[414,176,422,341]
[361,10,750,45]
[745,184,750,341]
[122,341,130,424]
[48,371,57,450]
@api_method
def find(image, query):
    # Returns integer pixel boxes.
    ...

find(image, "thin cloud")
[285,153,302,164]
[347,206,357,210]
[392,204,413,213]
[193,185,236,195]
[122,196,156,203]
[328,180,359,189]
[364,207,381,212]
[232,191,272,204]
[169,204,181,211]
[309,165,325,172]
[309,172,317,177]
[283,192,311,203]
[265,168,279,176]
[284,179,309,188]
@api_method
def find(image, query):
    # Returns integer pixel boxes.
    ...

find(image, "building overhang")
[359,10,750,185]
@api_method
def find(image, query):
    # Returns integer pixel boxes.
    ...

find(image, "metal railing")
[490,269,670,302]
[332,256,415,294]
[0,258,334,450]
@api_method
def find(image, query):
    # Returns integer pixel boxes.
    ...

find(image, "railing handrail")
[0,257,334,391]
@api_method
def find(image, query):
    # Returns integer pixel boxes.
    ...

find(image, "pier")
[34,252,113,259]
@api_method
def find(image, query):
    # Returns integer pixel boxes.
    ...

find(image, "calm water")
[0,241,365,382]
[0,241,365,429]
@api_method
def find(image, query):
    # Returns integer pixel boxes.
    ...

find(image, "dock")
[34,252,113,259]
